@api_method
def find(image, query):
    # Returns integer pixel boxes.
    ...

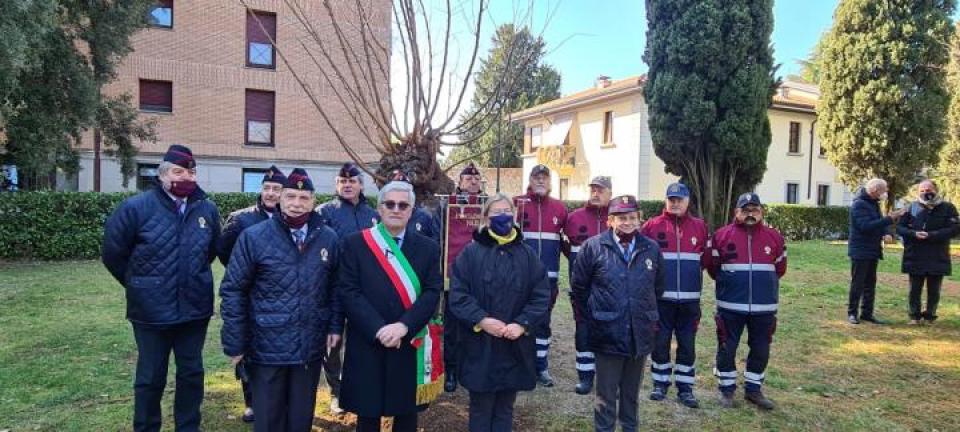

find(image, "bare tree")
[240,0,545,201]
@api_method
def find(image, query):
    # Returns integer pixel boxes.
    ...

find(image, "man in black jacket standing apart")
[571,195,664,432]
[896,180,960,324]
[102,145,221,432]
[847,178,906,324]
[220,169,342,432]
[217,165,285,423]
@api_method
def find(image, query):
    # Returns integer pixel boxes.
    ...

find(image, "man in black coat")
[220,169,342,432]
[338,180,443,432]
[216,165,286,423]
[102,145,221,432]
[571,195,665,432]
[896,180,960,324]
[847,178,906,324]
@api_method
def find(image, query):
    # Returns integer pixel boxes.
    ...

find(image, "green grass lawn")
[1,241,959,431]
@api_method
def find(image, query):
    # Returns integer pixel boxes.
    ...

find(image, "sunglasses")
[381,200,411,211]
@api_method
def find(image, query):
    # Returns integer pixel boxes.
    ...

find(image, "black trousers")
[594,353,645,432]
[131,319,209,432]
[443,290,459,377]
[650,301,700,393]
[356,414,417,432]
[468,391,518,432]
[324,334,343,397]
[250,361,323,432]
[714,311,776,394]
[909,274,944,320]
[848,259,879,318]
[236,364,253,408]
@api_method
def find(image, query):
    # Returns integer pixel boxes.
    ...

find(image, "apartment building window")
[602,111,614,144]
[786,182,799,204]
[242,168,269,193]
[137,164,159,191]
[247,11,277,68]
[246,89,275,146]
[139,79,173,112]
[817,184,830,206]
[788,122,801,154]
[529,125,542,149]
[148,0,173,28]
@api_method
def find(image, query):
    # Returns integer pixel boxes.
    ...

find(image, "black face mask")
[615,229,636,244]
[922,192,937,202]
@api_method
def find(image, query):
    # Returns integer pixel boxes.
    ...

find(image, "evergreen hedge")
[0,192,849,260]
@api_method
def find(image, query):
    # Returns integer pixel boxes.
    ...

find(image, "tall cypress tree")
[643,0,778,228]
[818,0,955,205]
[937,21,960,203]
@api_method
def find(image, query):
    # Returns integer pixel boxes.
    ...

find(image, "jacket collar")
[598,229,651,257]
[473,225,524,247]
[337,193,369,209]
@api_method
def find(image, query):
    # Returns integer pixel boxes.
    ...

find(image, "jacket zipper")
[747,230,753,314]
[537,200,543,258]
[675,218,681,301]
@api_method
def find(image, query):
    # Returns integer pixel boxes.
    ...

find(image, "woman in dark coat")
[450,193,552,432]
[338,181,443,432]
[896,180,960,324]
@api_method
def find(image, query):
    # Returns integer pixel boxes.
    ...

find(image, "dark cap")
[589,176,612,190]
[338,162,361,178]
[284,168,315,191]
[666,183,690,199]
[736,192,762,208]
[163,144,196,169]
[262,165,286,185]
[460,162,480,177]
[530,164,551,177]
[608,195,639,215]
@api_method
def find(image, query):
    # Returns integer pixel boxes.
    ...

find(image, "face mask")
[282,211,310,229]
[489,214,514,236]
[615,229,636,244]
[922,192,937,202]
[169,180,197,198]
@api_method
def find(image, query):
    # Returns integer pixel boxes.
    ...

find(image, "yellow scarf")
[488,227,518,245]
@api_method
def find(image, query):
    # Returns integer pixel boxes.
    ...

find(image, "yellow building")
[510,76,852,206]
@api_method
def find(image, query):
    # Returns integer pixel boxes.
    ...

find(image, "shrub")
[764,204,849,241]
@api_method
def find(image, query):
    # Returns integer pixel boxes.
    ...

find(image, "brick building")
[74,0,390,193]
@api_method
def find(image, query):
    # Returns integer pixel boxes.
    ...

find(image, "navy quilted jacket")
[571,230,665,357]
[317,194,379,237]
[848,189,894,260]
[102,186,221,326]
[219,213,341,365]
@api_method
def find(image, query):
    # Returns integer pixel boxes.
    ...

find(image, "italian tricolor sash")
[361,223,444,405]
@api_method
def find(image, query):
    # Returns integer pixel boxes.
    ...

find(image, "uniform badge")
[622,196,630,204]
[645,258,653,270]
[321,248,328,262]
[416,222,422,231]
[691,236,698,246]
[764,246,771,255]
[553,216,559,225]
[198,217,207,228]
[297,180,304,189]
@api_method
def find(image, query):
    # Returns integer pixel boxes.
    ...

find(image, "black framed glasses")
[382,200,411,211]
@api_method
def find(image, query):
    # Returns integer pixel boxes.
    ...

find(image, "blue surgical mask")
[489,213,515,236]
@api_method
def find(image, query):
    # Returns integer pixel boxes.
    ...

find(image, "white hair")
[157,161,176,177]
[865,178,887,193]
[336,174,364,184]
[378,181,415,207]
[482,193,515,217]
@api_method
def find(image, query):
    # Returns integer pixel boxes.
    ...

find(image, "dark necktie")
[174,199,185,218]
[294,230,305,252]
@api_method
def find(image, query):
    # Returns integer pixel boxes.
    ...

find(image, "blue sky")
[480,0,839,95]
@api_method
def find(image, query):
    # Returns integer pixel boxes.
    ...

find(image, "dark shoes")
[649,386,667,401]
[677,391,700,408]
[719,391,735,408]
[860,316,887,325]
[537,370,555,387]
[574,377,593,395]
[242,407,254,423]
[745,391,776,410]
[848,314,860,324]
[444,374,458,393]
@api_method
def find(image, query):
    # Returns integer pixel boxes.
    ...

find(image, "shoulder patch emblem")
[691,236,698,246]
[764,246,771,255]
[553,216,559,225]
[645,258,653,270]
[198,217,207,229]
[321,248,328,262]
[416,222,422,231]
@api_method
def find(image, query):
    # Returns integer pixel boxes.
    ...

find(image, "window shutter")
[246,11,276,44]
[139,80,172,111]
[245,90,275,122]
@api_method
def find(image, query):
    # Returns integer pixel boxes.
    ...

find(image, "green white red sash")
[361,223,444,405]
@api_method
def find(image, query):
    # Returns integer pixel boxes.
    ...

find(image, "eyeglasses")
[381,200,411,211]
